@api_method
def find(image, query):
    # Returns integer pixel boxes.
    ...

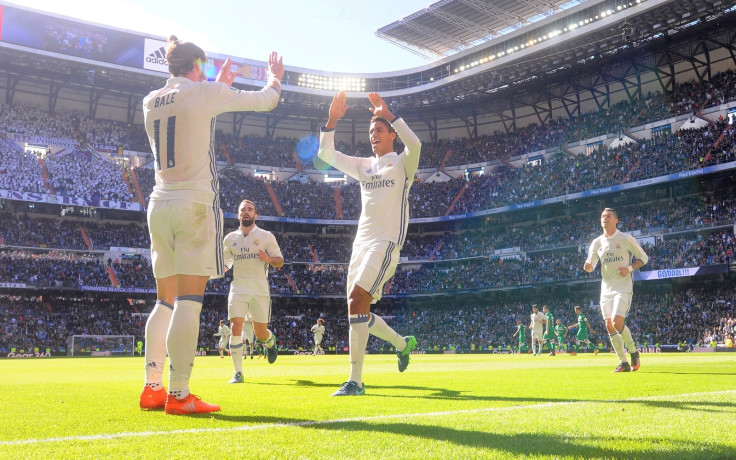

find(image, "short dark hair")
[603,207,618,218]
[240,199,258,215]
[166,35,206,77]
[370,116,396,135]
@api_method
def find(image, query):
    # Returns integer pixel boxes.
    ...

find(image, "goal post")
[67,335,136,357]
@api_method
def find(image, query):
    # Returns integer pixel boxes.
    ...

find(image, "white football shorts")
[347,240,401,302]
[241,320,255,343]
[147,199,223,279]
[228,293,272,324]
[600,292,632,320]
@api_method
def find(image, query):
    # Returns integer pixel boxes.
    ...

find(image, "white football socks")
[230,335,243,374]
[144,299,173,387]
[620,325,637,353]
[368,313,407,352]
[609,331,627,362]
[167,296,203,400]
[259,330,276,349]
[348,314,370,386]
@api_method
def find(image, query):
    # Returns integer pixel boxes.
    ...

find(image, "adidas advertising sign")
[144,38,169,73]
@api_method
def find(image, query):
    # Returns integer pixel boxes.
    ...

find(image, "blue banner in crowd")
[635,264,729,281]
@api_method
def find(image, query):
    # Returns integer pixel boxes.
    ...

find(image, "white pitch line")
[1,389,734,447]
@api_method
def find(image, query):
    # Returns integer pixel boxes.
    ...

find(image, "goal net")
[67,335,135,357]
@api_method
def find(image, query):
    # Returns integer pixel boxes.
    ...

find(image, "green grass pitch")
[1,352,734,459]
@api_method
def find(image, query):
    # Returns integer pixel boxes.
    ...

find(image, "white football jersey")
[318,118,421,246]
[218,325,231,338]
[223,225,283,296]
[311,324,325,339]
[530,312,545,331]
[143,77,279,205]
[586,230,649,295]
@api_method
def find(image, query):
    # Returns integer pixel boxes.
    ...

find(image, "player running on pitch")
[223,199,284,384]
[584,208,648,372]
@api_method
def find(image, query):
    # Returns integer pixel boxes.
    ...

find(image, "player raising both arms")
[139,35,283,415]
[223,199,284,384]
[584,208,648,372]
[317,91,420,396]
[567,305,596,355]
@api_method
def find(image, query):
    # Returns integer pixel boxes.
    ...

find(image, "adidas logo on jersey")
[146,46,167,66]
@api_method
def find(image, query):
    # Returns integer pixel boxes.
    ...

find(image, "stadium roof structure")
[1,0,735,138]
[376,0,590,59]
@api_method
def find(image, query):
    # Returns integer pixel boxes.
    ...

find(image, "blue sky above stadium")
[18,0,435,74]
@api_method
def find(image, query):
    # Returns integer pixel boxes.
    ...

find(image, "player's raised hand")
[268,51,284,80]
[326,91,348,129]
[258,249,270,263]
[216,58,237,86]
[368,92,394,121]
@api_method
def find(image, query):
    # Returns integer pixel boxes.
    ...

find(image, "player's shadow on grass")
[210,414,312,424]
[312,422,736,459]
[645,371,736,376]
[263,380,736,412]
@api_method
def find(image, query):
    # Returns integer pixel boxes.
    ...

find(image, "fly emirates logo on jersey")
[361,173,395,191]
[233,247,261,261]
[602,252,625,264]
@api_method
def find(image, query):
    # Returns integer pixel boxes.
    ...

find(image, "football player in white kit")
[584,208,649,372]
[241,314,255,360]
[223,199,283,384]
[529,304,545,356]
[214,320,231,358]
[139,36,283,414]
[311,318,326,355]
[318,91,420,397]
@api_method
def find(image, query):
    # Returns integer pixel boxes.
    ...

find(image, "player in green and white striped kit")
[568,305,596,356]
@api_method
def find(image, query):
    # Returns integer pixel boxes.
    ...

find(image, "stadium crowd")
[1,281,733,355]
[0,69,735,222]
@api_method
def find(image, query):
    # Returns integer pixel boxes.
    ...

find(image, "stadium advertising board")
[143,37,169,73]
[635,264,728,280]
[0,189,142,211]
[0,5,143,67]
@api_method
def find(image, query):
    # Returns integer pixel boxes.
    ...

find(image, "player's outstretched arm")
[216,58,237,86]
[325,91,348,130]
[368,92,394,120]
[266,51,284,94]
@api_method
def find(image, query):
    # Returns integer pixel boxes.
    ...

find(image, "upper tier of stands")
[1,70,735,220]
